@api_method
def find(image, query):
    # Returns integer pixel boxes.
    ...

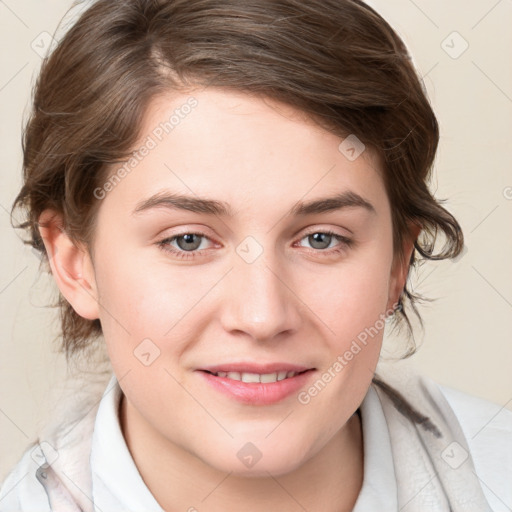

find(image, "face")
[75,88,407,476]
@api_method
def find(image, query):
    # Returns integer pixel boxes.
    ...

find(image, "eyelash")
[157,229,354,261]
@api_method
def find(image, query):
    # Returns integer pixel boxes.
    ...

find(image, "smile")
[204,370,306,383]
[197,368,316,405]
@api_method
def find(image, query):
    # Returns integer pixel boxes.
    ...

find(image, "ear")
[387,220,421,311]
[37,209,100,320]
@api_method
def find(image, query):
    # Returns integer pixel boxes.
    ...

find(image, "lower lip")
[196,370,315,405]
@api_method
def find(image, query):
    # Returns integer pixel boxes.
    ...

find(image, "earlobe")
[37,209,100,321]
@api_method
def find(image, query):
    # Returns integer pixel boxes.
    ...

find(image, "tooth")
[260,372,278,383]
[241,372,261,383]
[218,371,298,383]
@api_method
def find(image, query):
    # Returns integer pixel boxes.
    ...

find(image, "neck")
[120,395,364,512]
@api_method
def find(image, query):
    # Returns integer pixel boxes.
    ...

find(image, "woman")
[0,0,510,510]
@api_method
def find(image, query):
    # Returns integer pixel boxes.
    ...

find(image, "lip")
[198,362,313,374]
[196,365,316,405]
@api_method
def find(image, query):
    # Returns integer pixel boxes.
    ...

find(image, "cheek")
[93,251,211,363]
[92,253,165,352]
[302,257,392,395]
[305,255,392,336]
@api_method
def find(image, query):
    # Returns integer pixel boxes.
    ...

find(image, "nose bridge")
[220,236,301,340]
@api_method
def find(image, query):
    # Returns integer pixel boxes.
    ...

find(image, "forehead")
[100,87,388,221]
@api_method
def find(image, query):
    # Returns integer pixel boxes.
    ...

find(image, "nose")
[219,249,303,343]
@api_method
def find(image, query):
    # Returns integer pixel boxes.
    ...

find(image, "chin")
[200,439,309,478]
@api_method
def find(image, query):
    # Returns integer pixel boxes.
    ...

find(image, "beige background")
[1,0,511,482]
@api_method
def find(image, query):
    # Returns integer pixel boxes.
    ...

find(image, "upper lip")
[198,362,315,374]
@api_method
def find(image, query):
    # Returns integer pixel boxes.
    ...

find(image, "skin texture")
[39,87,418,511]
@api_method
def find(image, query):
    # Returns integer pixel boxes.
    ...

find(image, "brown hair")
[12,0,464,361]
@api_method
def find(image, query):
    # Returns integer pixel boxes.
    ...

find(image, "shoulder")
[0,400,101,511]
[0,367,113,511]
[434,379,512,453]
[0,443,51,512]
[428,377,512,510]
[436,381,512,439]
[374,362,512,509]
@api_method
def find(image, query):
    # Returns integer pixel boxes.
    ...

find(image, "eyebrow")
[132,190,376,217]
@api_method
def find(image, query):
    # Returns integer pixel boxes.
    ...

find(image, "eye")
[296,230,354,255]
[158,232,214,260]
[157,229,354,261]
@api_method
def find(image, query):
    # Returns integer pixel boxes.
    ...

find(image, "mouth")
[196,363,316,405]
[200,369,310,383]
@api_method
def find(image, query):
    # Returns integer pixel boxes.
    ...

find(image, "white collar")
[91,375,164,511]
[91,374,397,510]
